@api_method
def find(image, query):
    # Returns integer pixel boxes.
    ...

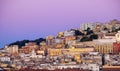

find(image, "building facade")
[7,45,19,54]
[113,31,120,54]
[64,30,75,37]
[80,23,96,30]
[94,39,116,54]
[46,36,54,45]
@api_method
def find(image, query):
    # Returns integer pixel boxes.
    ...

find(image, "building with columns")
[94,39,116,54]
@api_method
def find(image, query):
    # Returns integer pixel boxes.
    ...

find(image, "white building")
[89,52,99,55]
[0,56,10,62]
[0,68,4,71]
[105,54,110,61]
[88,64,100,71]
[30,50,43,58]
[80,23,97,30]
[30,50,37,58]
[57,64,80,69]
[80,64,88,70]
[54,38,63,44]
[115,31,120,42]
[64,30,75,36]
[19,53,30,58]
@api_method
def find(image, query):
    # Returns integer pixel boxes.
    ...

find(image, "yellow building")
[71,41,94,48]
[19,44,38,54]
[40,41,46,46]
[95,43,113,54]
[74,54,81,62]
[48,47,94,56]
[65,36,76,44]
[0,63,8,67]
[55,43,65,48]
[37,50,44,55]
[57,32,64,38]
[40,41,48,50]
[68,47,94,54]
[94,39,115,54]
[103,65,120,71]
[6,45,18,54]
[48,49,62,56]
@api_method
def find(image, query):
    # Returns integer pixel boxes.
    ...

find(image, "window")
[117,34,119,38]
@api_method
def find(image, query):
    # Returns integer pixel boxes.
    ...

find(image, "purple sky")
[0,0,120,47]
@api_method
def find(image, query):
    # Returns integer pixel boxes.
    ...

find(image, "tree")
[85,27,94,35]
[80,37,92,42]
[86,30,93,35]
[32,38,46,45]
[75,30,84,36]
[9,38,46,48]
[9,40,30,48]
[86,27,91,31]
[90,34,98,39]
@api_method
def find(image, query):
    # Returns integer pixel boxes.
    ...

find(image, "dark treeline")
[9,38,46,48]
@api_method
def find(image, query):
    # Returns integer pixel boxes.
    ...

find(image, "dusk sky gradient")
[0,0,120,48]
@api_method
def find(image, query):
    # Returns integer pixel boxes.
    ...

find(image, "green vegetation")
[80,34,98,42]
[80,36,92,42]
[9,38,46,48]
[75,30,84,36]
[90,34,98,39]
